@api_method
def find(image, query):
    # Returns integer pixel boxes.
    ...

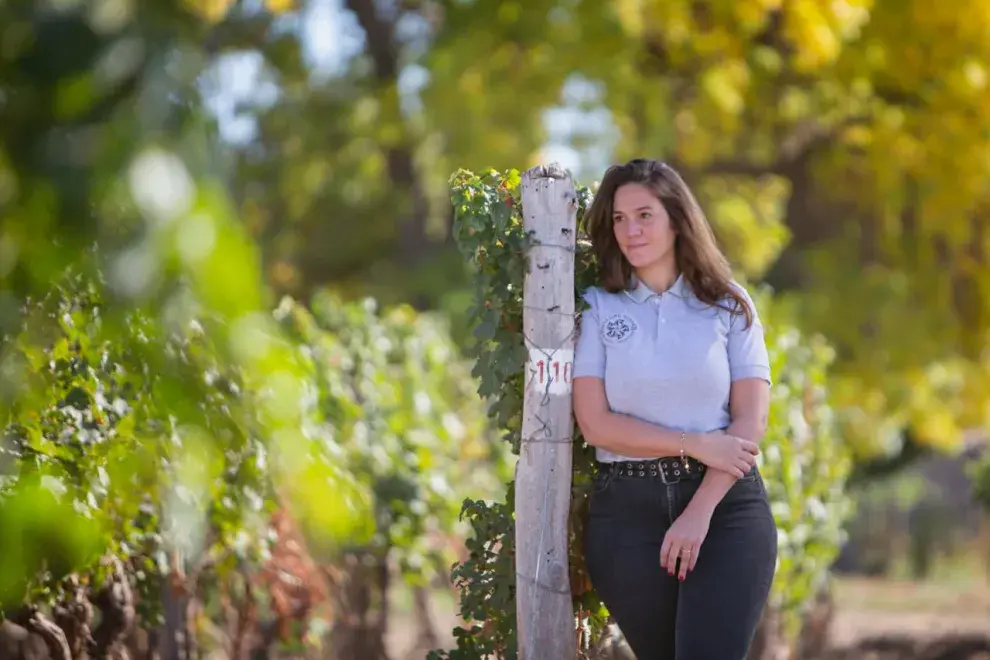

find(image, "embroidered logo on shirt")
[601,314,637,344]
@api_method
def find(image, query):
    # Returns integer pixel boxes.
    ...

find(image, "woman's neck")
[635,262,679,294]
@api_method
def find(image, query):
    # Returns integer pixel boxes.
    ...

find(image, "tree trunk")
[747,605,792,660]
[90,556,137,659]
[158,574,196,660]
[344,0,438,277]
[327,551,391,660]
[409,585,441,655]
[796,583,835,660]
[762,154,854,294]
[748,582,835,660]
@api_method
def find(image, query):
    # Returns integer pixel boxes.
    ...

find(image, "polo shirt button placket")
[653,295,664,340]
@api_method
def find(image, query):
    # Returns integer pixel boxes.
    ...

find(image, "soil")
[386,576,990,660]
[829,576,990,647]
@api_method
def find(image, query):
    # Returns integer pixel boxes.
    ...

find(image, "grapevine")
[1,252,499,657]
[0,261,282,656]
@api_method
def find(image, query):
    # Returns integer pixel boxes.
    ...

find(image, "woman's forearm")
[723,418,765,448]
[686,417,766,515]
[688,469,737,516]
[580,410,698,459]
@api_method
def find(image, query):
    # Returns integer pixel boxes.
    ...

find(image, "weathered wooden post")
[516,164,578,660]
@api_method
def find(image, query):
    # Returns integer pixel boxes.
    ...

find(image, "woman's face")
[612,183,676,273]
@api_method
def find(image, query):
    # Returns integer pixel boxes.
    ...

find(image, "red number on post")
[532,357,574,390]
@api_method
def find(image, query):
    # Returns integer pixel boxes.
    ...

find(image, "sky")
[201,0,613,179]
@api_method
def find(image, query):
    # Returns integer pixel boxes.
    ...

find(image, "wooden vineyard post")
[516,164,578,660]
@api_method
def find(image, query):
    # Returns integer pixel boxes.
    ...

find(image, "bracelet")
[679,431,691,472]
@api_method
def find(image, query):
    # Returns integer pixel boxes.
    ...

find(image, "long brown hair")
[582,158,753,327]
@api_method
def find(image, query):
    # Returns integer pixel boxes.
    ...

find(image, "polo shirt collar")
[624,273,690,302]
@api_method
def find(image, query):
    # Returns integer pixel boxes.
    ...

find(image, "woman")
[572,158,778,659]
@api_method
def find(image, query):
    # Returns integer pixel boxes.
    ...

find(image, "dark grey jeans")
[584,463,778,660]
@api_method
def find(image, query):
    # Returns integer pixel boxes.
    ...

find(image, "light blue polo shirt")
[573,274,771,464]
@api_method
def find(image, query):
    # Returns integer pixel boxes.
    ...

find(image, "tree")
[224,0,990,456]
[598,0,990,456]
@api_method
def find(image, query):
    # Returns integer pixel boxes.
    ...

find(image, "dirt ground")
[827,576,990,648]
[386,587,460,659]
[386,576,990,659]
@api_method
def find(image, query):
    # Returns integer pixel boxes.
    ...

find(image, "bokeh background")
[2,0,990,658]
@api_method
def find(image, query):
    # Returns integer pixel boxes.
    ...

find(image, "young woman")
[572,158,778,659]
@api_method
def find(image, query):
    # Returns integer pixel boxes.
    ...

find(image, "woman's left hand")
[660,506,713,580]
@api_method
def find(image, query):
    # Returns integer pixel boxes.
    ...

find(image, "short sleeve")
[573,287,605,379]
[727,283,772,386]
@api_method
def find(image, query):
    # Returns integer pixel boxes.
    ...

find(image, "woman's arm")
[571,287,758,474]
[684,378,770,515]
[684,283,773,516]
[571,288,693,458]
[573,377,759,476]
[661,377,770,577]
[573,377,703,458]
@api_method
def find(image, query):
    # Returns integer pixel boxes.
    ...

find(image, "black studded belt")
[596,456,706,484]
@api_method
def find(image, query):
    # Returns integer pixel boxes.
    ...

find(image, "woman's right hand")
[688,431,759,478]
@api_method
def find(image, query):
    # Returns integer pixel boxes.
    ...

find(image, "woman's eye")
[613,216,624,224]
